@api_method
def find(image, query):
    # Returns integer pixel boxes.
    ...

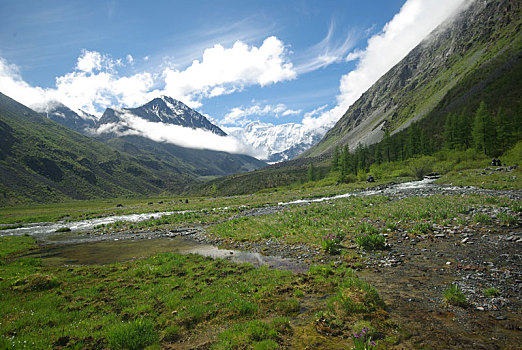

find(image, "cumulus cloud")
[303,0,469,131]
[0,36,296,116]
[163,36,296,106]
[0,52,157,115]
[97,113,257,156]
[221,103,301,126]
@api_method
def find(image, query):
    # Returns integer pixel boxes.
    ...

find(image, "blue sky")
[0,0,467,134]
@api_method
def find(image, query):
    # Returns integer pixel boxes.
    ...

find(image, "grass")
[355,234,386,251]
[0,236,389,349]
[484,287,499,298]
[107,318,158,350]
[443,284,467,307]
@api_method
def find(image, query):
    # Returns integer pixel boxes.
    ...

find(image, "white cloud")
[163,36,296,105]
[303,0,469,131]
[0,36,296,116]
[296,21,355,74]
[96,113,257,156]
[76,50,103,73]
[221,103,301,126]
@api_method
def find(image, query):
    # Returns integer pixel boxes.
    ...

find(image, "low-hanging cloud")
[96,112,259,156]
[302,0,469,132]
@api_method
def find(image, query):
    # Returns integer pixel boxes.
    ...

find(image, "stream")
[2,179,519,271]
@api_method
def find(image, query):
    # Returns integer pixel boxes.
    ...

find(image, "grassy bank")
[0,236,393,350]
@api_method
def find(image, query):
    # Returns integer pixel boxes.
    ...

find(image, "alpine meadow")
[0,0,520,349]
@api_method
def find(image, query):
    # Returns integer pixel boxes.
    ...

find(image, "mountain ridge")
[302,0,521,158]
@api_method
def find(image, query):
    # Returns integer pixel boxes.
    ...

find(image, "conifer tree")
[443,113,458,149]
[331,146,340,171]
[472,101,496,155]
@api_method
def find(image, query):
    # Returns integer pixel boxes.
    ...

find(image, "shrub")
[355,234,385,250]
[443,284,467,307]
[408,156,435,179]
[107,318,158,350]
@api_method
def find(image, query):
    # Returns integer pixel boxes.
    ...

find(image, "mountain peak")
[96,96,227,136]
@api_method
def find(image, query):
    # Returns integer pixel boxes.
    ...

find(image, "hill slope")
[0,93,195,205]
[303,0,521,157]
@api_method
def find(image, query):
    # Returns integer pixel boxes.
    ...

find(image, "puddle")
[22,237,307,273]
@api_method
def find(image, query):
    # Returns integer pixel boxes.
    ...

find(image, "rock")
[461,237,469,244]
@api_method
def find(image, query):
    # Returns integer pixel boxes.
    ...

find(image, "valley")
[1,174,520,349]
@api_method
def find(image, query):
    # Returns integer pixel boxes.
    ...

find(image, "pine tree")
[443,113,458,149]
[331,146,340,172]
[496,107,513,152]
[472,101,496,155]
[307,163,316,182]
[456,109,472,150]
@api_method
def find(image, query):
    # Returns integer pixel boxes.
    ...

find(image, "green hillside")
[0,93,193,205]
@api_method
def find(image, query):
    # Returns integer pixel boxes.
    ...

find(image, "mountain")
[103,135,266,177]
[0,92,197,205]
[189,0,521,196]
[35,101,96,134]
[96,96,226,136]
[303,0,521,157]
[92,96,266,178]
[225,121,323,163]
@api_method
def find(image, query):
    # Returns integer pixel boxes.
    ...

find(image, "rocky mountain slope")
[303,0,521,157]
[36,101,96,134]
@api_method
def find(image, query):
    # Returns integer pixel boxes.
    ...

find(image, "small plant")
[443,284,467,307]
[351,327,377,350]
[484,287,499,297]
[410,221,432,234]
[276,298,300,315]
[355,234,385,250]
[356,221,379,235]
[321,232,344,255]
[497,213,517,226]
[473,213,492,224]
[55,227,71,232]
[385,221,398,231]
[162,325,180,341]
[107,318,158,350]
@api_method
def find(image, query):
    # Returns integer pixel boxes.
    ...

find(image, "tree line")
[330,101,520,180]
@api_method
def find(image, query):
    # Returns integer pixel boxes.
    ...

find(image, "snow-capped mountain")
[224,121,323,163]
[36,101,96,134]
[96,96,226,136]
